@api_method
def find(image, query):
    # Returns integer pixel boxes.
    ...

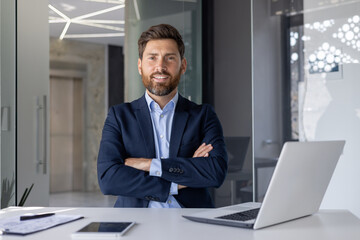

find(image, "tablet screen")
[75,222,135,236]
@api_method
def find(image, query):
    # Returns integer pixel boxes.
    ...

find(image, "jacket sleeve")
[97,106,171,202]
[161,105,228,188]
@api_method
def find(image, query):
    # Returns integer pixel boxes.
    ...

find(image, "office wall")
[213,0,253,206]
[214,0,253,166]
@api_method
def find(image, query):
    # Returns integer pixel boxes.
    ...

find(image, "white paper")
[0,214,83,235]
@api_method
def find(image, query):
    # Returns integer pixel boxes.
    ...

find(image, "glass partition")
[253,0,360,217]
[124,0,202,103]
[0,0,16,208]
[299,1,360,217]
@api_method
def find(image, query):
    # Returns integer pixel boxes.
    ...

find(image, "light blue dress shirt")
[145,91,182,208]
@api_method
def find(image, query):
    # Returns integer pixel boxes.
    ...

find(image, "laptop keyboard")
[216,208,260,222]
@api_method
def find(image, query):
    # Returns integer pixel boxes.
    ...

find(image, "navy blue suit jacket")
[97,94,228,208]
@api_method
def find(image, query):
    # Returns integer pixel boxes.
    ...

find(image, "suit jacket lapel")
[134,95,156,158]
[169,95,189,158]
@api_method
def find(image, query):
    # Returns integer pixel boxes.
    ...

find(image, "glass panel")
[299,1,360,216]
[253,0,288,201]
[286,1,360,217]
[124,0,202,103]
[254,1,360,216]
[0,0,16,208]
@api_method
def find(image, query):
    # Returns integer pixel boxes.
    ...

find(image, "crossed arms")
[124,143,214,190]
[97,103,228,203]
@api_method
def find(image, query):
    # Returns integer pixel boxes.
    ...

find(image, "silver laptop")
[183,141,345,229]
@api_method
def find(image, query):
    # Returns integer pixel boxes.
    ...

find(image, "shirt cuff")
[149,158,162,177]
[170,182,179,195]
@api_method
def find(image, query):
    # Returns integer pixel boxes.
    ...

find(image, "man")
[97,24,227,208]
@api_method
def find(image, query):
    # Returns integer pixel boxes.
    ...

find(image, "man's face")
[138,39,187,96]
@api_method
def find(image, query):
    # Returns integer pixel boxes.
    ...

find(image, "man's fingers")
[193,143,213,157]
[199,144,212,156]
[198,145,213,156]
[178,184,187,190]
[192,143,205,157]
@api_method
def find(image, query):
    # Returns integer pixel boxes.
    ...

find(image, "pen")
[20,212,55,221]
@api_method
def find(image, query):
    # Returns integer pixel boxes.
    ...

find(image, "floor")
[49,191,117,207]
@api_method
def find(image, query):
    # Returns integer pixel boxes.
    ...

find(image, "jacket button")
[169,168,173,172]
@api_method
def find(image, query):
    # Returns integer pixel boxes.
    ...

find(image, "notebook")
[0,214,83,235]
[183,140,345,229]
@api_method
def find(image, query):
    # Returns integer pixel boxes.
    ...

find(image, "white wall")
[316,65,360,217]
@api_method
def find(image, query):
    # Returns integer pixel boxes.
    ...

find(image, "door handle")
[36,95,47,174]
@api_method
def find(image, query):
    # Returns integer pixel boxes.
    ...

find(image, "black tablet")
[72,222,135,238]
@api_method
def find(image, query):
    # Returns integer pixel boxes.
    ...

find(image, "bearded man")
[97,24,228,208]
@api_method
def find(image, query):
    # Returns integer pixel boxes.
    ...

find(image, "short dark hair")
[138,24,185,59]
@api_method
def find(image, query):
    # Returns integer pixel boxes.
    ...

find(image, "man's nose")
[155,59,166,72]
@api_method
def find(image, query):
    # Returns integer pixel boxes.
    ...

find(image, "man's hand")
[124,158,152,172]
[193,143,213,157]
[177,143,213,191]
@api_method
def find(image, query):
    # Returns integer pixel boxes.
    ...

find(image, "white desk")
[0,207,359,240]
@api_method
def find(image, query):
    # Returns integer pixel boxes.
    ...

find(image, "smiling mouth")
[152,75,170,82]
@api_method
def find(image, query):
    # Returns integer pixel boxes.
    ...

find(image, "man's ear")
[181,58,187,75]
[137,58,142,75]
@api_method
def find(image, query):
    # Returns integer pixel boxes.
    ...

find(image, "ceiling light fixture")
[64,33,125,38]
[49,18,124,25]
[80,20,125,24]
[73,21,124,31]
[84,0,125,4]
[49,4,70,21]
[60,21,72,40]
[48,4,125,40]
[49,17,67,23]
[72,5,124,21]
[133,0,141,21]
[49,4,71,40]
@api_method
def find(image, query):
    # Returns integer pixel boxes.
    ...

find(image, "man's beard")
[142,70,181,96]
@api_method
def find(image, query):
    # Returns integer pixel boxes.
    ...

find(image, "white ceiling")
[48,0,125,46]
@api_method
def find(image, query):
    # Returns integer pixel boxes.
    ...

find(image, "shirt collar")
[145,91,179,112]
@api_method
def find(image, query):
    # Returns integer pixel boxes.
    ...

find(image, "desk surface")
[0,207,359,240]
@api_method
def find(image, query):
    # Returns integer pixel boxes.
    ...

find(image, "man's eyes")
[146,56,177,61]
